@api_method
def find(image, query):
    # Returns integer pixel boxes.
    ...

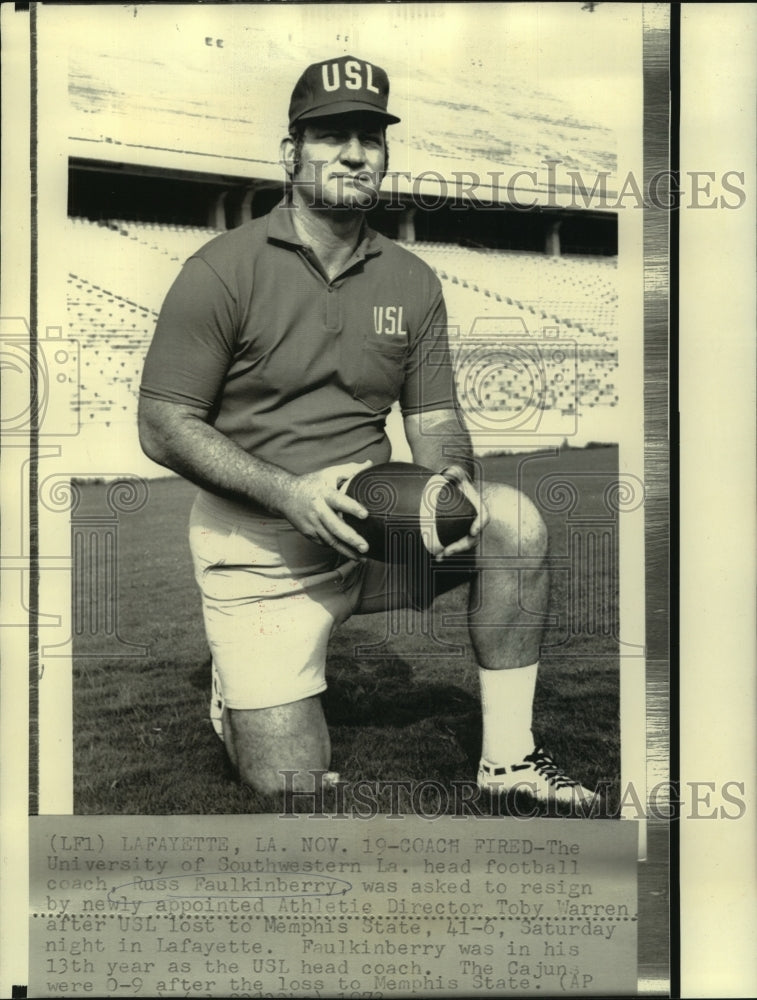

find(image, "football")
[341,461,477,561]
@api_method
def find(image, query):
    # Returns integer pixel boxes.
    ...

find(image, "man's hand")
[435,465,489,560]
[280,461,372,559]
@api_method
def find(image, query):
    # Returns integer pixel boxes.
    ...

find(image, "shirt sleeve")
[399,286,458,415]
[139,256,238,410]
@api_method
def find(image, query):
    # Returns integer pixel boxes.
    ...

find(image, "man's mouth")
[331,174,374,185]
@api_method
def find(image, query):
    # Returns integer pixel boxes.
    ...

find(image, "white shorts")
[189,491,471,710]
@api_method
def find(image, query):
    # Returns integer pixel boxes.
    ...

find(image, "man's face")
[288,112,387,210]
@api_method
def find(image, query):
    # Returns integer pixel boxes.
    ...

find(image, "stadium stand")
[400,241,619,447]
[405,242,618,339]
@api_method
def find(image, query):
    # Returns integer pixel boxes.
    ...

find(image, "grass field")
[73,445,620,816]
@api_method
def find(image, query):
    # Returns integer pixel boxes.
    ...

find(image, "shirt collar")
[266,199,383,262]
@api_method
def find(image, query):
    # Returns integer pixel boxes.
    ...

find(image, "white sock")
[479,662,538,764]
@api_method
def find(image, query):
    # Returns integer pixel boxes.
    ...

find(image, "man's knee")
[482,481,548,559]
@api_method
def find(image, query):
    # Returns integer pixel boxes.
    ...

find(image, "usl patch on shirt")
[373,305,408,337]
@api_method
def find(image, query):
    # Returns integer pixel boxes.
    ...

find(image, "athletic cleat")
[210,659,224,741]
[477,748,597,810]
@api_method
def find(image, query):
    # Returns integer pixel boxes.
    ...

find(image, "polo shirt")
[140,202,456,476]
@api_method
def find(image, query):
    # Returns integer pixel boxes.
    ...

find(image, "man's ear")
[280,135,296,180]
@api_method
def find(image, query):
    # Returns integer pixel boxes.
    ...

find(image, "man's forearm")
[403,409,476,480]
[139,398,296,513]
[139,397,374,556]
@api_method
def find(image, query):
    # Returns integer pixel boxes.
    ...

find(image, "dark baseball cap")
[288,55,401,127]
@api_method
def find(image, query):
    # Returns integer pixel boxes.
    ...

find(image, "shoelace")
[524,749,579,789]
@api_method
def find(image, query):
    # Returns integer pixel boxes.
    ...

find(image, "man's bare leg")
[224,696,331,795]
[469,481,593,803]
[467,480,549,669]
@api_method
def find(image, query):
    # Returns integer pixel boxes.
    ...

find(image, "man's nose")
[339,135,366,164]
